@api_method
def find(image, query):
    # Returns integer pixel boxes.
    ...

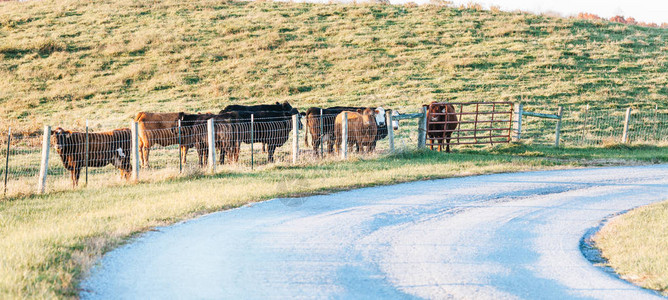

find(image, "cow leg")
[262,143,266,153]
[445,133,452,153]
[197,145,205,167]
[72,168,81,188]
[142,146,151,168]
[267,144,277,163]
[313,135,321,156]
[180,145,189,165]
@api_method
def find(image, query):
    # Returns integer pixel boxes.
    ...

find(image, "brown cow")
[426,102,458,152]
[334,108,378,153]
[134,112,189,168]
[52,127,132,187]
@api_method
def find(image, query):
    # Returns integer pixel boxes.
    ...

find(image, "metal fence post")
[386,110,394,152]
[513,102,523,141]
[250,114,254,170]
[207,118,216,174]
[418,106,427,149]
[341,112,348,159]
[4,127,10,197]
[85,119,89,186]
[554,106,563,147]
[178,119,182,173]
[37,125,51,194]
[130,121,139,182]
[292,114,299,164]
[622,107,632,143]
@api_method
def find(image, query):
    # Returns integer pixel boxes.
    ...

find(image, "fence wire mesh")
[1,105,666,197]
[520,107,668,146]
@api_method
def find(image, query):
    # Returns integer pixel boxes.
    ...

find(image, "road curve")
[81,165,668,299]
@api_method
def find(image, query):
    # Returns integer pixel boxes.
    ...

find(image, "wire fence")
[520,106,668,146]
[1,105,665,198]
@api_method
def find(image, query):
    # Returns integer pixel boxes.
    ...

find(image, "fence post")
[385,110,394,152]
[207,118,216,174]
[178,119,182,173]
[85,119,89,186]
[418,106,427,149]
[250,114,254,170]
[319,108,324,156]
[37,125,51,194]
[4,127,10,197]
[622,107,632,143]
[292,114,299,164]
[341,112,348,159]
[554,106,563,147]
[513,103,523,141]
[130,121,139,182]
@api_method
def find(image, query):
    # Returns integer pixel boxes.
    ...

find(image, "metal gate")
[426,102,513,151]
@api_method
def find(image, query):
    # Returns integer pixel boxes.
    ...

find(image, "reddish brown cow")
[52,127,132,187]
[426,102,458,152]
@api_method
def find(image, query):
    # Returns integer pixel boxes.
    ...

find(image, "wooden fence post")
[292,114,299,164]
[4,127,11,197]
[622,107,631,143]
[341,112,348,159]
[130,121,139,182]
[418,106,427,149]
[554,106,563,147]
[207,118,216,174]
[513,103,523,141]
[37,125,51,194]
[386,110,394,152]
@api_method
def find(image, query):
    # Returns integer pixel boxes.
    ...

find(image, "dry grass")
[1,144,666,298]
[594,200,668,295]
[0,0,666,135]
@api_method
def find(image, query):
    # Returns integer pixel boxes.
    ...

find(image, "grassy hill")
[0,0,666,133]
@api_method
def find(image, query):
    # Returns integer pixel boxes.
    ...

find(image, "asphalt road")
[81,165,668,299]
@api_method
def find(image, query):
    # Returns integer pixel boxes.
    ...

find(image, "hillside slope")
[0,0,666,132]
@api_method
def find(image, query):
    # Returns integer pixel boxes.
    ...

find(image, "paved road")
[81,165,668,299]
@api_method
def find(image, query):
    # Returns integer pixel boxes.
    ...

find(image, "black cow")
[178,112,241,166]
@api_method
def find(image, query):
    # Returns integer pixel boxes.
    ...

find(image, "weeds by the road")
[594,200,668,295]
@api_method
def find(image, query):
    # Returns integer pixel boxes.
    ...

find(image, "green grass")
[594,200,668,295]
[0,144,666,298]
[0,0,667,133]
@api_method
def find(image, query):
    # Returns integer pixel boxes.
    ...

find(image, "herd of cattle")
[51,102,459,187]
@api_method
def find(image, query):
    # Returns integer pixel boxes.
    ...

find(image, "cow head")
[374,106,386,127]
[428,103,444,122]
[51,127,72,153]
[281,101,293,112]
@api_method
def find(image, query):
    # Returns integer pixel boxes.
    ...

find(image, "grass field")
[0,0,667,134]
[594,200,668,295]
[1,0,667,298]
[0,144,665,298]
